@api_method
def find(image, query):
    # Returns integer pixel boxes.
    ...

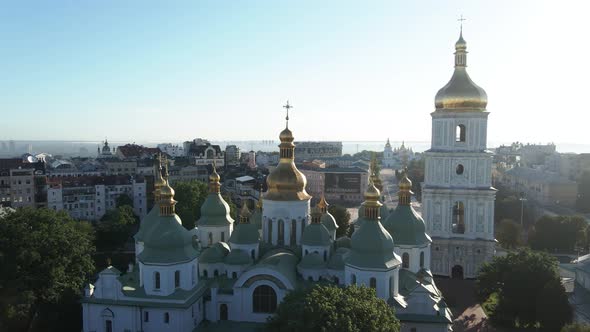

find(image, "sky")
[1,1,589,145]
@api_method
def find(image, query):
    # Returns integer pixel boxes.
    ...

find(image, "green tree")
[0,208,95,332]
[328,205,351,238]
[576,171,590,213]
[477,249,572,330]
[115,194,134,208]
[173,181,209,230]
[96,205,138,251]
[267,284,400,332]
[405,158,424,200]
[562,323,590,332]
[529,215,587,252]
[495,219,522,249]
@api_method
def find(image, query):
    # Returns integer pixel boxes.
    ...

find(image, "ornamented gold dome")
[435,31,487,111]
[399,171,412,191]
[265,102,311,202]
[364,179,382,207]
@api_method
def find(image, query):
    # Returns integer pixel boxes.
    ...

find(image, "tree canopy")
[328,204,352,238]
[115,194,134,208]
[267,284,400,332]
[173,180,209,229]
[495,219,522,249]
[528,215,587,252]
[477,249,572,330]
[96,205,138,251]
[562,323,590,332]
[0,208,95,332]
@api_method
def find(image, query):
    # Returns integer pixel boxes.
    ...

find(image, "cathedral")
[82,30,494,332]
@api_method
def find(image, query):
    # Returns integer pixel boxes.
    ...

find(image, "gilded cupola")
[434,29,488,111]
[265,102,311,201]
[153,154,167,201]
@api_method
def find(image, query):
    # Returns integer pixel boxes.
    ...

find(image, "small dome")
[347,216,399,269]
[225,249,253,265]
[298,252,326,270]
[327,248,349,270]
[301,223,332,247]
[265,162,310,201]
[399,173,412,191]
[200,242,230,264]
[159,181,175,198]
[321,212,338,232]
[229,222,260,245]
[138,213,198,264]
[279,127,294,143]
[198,192,234,226]
[364,181,381,202]
[384,204,431,246]
[209,167,220,183]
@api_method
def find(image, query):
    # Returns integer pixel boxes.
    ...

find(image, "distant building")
[158,143,185,157]
[382,139,415,169]
[168,165,210,184]
[97,140,114,158]
[0,158,46,208]
[519,143,556,167]
[184,140,224,167]
[294,141,342,161]
[116,144,160,160]
[47,175,147,221]
[105,160,137,176]
[224,145,241,166]
[500,167,577,207]
[255,151,279,168]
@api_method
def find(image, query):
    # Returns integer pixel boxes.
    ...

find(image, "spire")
[279,101,295,158]
[283,100,292,129]
[363,178,383,221]
[153,153,166,201]
[318,195,329,213]
[239,203,251,224]
[455,15,468,67]
[369,155,383,191]
[158,178,177,216]
[162,155,169,180]
[209,161,221,194]
[398,168,413,206]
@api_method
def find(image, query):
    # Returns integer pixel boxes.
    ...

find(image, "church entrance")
[452,265,464,279]
[219,303,228,321]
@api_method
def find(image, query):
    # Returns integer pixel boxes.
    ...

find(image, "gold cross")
[458,15,466,33]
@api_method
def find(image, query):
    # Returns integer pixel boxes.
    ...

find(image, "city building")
[224,145,241,166]
[105,160,137,176]
[294,141,342,161]
[0,158,46,208]
[500,167,577,207]
[47,175,147,221]
[185,139,224,167]
[158,143,185,157]
[97,140,114,158]
[116,144,160,160]
[82,107,452,332]
[421,30,496,279]
[382,139,415,169]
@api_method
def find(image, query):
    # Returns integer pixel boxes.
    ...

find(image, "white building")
[158,143,185,157]
[82,110,452,332]
[421,30,496,279]
[47,175,147,221]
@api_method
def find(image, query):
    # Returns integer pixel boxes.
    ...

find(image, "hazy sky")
[1,1,589,145]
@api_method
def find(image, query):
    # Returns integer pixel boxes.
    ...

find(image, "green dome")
[346,218,399,269]
[298,252,326,269]
[198,193,234,226]
[335,236,351,249]
[200,242,230,264]
[321,212,338,232]
[224,249,253,265]
[380,204,390,220]
[138,213,199,264]
[134,206,159,241]
[250,208,263,230]
[384,205,431,246]
[301,223,332,247]
[229,223,260,245]
[327,248,350,270]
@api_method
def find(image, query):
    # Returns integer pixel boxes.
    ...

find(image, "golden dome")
[318,195,329,213]
[364,180,381,202]
[399,172,412,191]
[435,31,487,111]
[265,103,311,202]
[160,180,175,199]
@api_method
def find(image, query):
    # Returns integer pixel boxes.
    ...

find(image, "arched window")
[420,252,425,268]
[323,251,327,262]
[164,312,170,324]
[456,164,464,175]
[203,270,208,278]
[452,202,465,234]
[351,274,357,285]
[221,231,225,242]
[208,232,213,246]
[251,249,255,260]
[402,253,410,269]
[390,276,395,297]
[305,249,308,255]
[232,272,237,279]
[102,308,114,332]
[370,277,377,290]
[334,277,339,284]
[144,311,149,322]
[253,285,277,313]
[290,220,297,245]
[154,272,161,289]
[206,149,214,159]
[456,124,466,142]
[267,220,273,243]
[214,270,219,277]
[278,219,284,245]
[175,270,180,288]
[308,276,313,281]
[220,303,228,320]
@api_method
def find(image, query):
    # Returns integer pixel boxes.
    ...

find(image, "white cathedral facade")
[82,30,494,332]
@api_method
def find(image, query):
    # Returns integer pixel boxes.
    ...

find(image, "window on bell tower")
[456,125,466,143]
[452,202,465,234]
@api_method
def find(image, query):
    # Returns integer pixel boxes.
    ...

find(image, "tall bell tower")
[421,28,496,279]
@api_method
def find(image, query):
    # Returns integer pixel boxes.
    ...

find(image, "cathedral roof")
[198,166,234,227]
[327,248,350,270]
[301,222,332,247]
[250,208,263,230]
[435,31,487,112]
[335,236,352,249]
[298,252,326,270]
[320,212,338,232]
[137,213,199,264]
[384,205,431,246]
[229,222,260,245]
[224,249,253,266]
[200,242,230,264]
